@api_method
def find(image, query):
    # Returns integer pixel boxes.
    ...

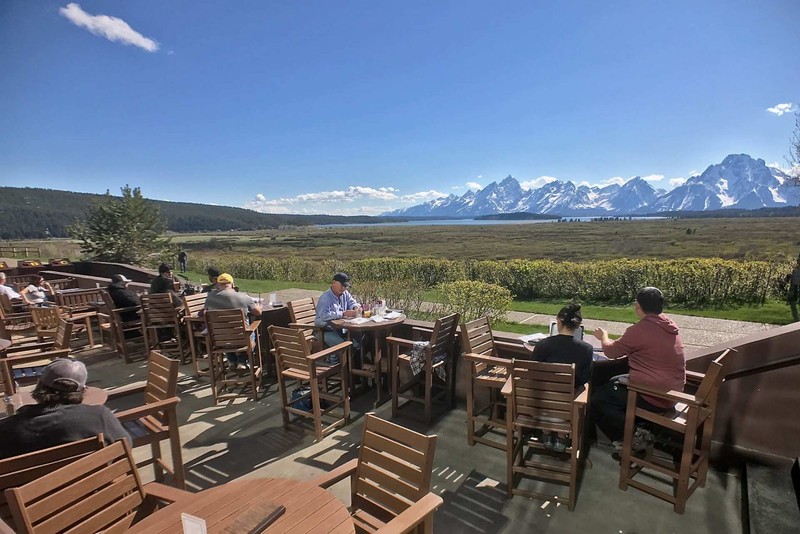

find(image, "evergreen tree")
[68,185,172,264]
[788,111,800,186]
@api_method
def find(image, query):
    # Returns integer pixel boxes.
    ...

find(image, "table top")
[331,313,405,332]
[128,478,355,534]
[11,385,108,409]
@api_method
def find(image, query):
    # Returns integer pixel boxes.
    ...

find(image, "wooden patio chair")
[205,309,263,403]
[287,297,323,351]
[0,336,72,396]
[503,360,587,510]
[0,301,36,341]
[54,288,103,315]
[0,293,27,315]
[4,440,191,534]
[388,313,460,425]
[268,325,350,440]
[29,305,93,348]
[140,293,186,362]
[181,292,208,376]
[100,290,144,364]
[106,350,185,489]
[461,316,515,450]
[0,435,105,530]
[313,413,442,533]
[618,348,731,514]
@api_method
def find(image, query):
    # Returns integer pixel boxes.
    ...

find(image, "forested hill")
[0,187,405,239]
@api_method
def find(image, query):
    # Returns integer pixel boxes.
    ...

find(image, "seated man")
[591,287,686,451]
[315,272,363,353]
[0,359,131,459]
[0,272,22,302]
[149,263,181,307]
[107,274,141,321]
[202,267,220,294]
[204,273,262,370]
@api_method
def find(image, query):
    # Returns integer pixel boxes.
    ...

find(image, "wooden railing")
[0,245,41,258]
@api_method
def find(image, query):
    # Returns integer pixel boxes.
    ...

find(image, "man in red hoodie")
[591,287,686,447]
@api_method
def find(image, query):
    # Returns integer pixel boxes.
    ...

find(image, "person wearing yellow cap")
[204,273,262,370]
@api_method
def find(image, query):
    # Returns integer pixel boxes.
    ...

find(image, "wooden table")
[331,314,405,406]
[128,478,355,533]
[10,385,108,409]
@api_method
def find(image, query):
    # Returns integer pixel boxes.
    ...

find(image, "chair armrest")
[685,370,705,384]
[114,397,180,422]
[288,322,321,330]
[245,320,262,332]
[462,352,513,368]
[495,340,532,355]
[2,348,71,365]
[308,341,352,361]
[105,382,147,401]
[626,381,698,406]
[184,315,204,324]
[500,376,512,397]
[376,492,444,534]
[574,385,589,406]
[3,340,56,354]
[386,336,415,349]
[143,481,193,503]
[311,458,358,488]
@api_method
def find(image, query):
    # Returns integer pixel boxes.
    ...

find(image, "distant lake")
[317,217,664,228]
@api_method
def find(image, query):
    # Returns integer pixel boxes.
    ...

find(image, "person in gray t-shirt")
[204,273,262,369]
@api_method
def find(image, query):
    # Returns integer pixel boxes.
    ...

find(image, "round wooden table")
[332,314,406,406]
[127,478,355,533]
[11,386,108,409]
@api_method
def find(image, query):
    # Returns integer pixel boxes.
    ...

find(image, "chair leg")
[674,417,697,514]
[618,391,638,491]
[167,409,186,489]
[391,351,399,419]
[310,377,323,441]
[151,441,164,482]
[466,373,475,446]
[696,416,713,488]
[341,359,350,424]
[424,366,433,425]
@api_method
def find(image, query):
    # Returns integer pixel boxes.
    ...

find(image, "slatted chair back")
[287,297,316,328]
[0,294,16,315]
[144,350,180,413]
[181,293,207,318]
[51,318,72,350]
[5,441,146,534]
[140,293,179,327]
[461,316,494,356]
[429,313,460,358]
[352,414,437,525]
[205,309,250,353]
[693,352,726,407]
[268,325,312,375]
[6,276,31,291]
[511,360,576,428]
[29,306,61,332]
[100,291,143,363]
[0,435,105,529]
[55,288,103,313]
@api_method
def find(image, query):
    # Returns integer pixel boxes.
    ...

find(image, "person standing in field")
[785,255,800,322]
[178,250,188,273]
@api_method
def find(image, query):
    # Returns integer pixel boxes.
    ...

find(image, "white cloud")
[255,193,266,201]
[520,176,557,189]
[597,176,625,187]
[465,181,482,190]
[400,190,446,203]
[669,177,687,188]
[766,103,796,116]
[689,170,700,177]
[243,186,446,214]
[641,174,664,182]
[59,3,159,52]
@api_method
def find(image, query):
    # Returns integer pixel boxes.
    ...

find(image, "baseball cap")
[111,274,131,283]
[217,273,234,285]
[333,272,351,287]
[39,358,87,392]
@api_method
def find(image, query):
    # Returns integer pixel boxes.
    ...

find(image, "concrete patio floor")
[83,344,743,534]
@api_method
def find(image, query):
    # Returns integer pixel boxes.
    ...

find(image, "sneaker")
[632,427,655,452]
[236,362,249,371]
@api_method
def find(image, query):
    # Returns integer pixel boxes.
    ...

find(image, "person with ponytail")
[527,302,594,452]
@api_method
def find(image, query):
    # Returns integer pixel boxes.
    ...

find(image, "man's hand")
[343,309,357,318]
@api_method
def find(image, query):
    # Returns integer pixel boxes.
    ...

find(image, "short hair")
[31,383,84,406]
[29,274,44,285]
[207,267,220,278]
[0,272,6,280]
[557,303,583,330]
[158,263,173,274]
[636,287,664,314]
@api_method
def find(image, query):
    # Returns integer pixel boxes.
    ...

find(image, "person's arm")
[102,409,133,446]
[42,281,54,294]
[19,285,33,304]
[250,303,263,316]
[593,327,632,359]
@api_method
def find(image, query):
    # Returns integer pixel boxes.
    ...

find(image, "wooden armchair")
[4,440,191,534]
[0,435,105,530]
[502,360,587,510]
[181,292,208,376]
[29,305,93,348]
[100,290,144,364]
[0,300,36,341]
[287,297,323,351]
[140,293,186,362]
[268,325,350,440]
[0,329,72,398]
[106,350,185,489]
[618,349,731,514]
[461,317,515,451]
[388,313,460,425]
[205,309,262,403]
[313,413,442,533]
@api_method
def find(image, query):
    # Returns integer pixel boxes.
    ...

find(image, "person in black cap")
[315,272,364,354]
[149,263,181,307]
[107,274,141,325]
[0,359,130,459]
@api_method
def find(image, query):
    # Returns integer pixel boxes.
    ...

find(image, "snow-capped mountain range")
[382,154,800,217]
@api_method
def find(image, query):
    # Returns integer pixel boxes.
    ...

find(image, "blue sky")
[1,1,798,215]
